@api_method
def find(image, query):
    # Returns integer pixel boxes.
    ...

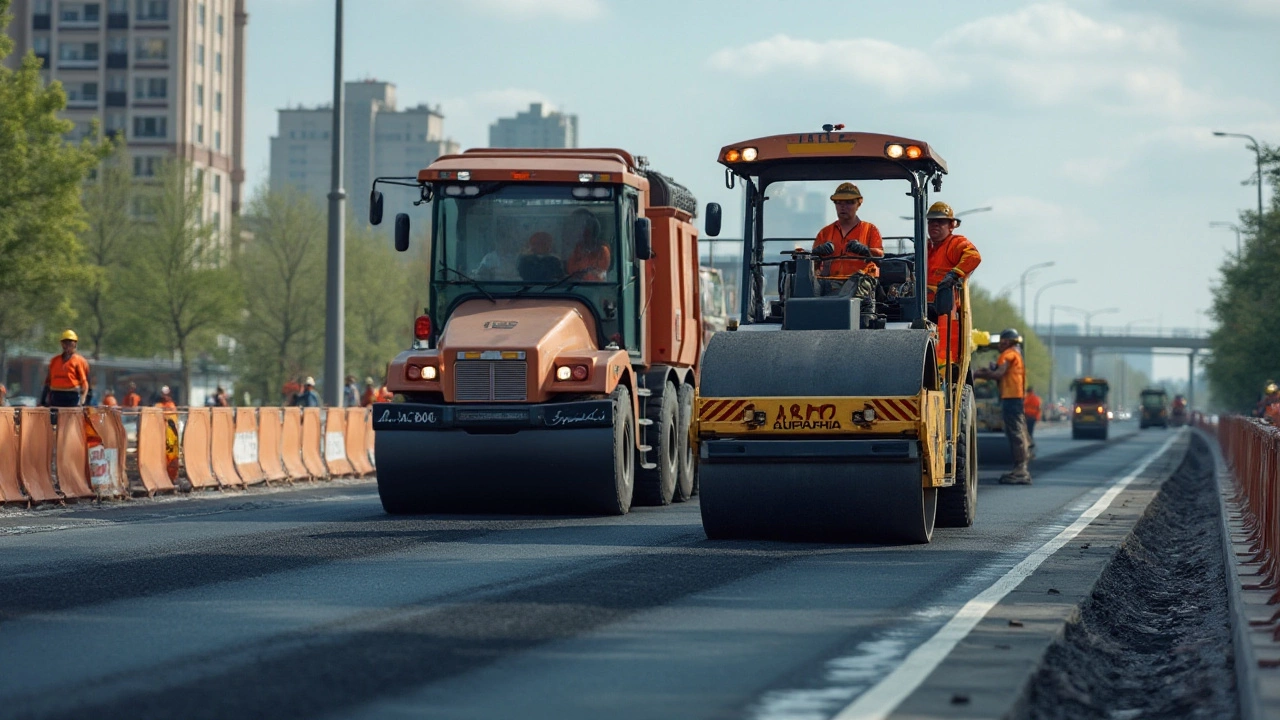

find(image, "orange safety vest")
[123,392,141,407]
[102,395,119,407]
[926,233,981,290]
[813,220,883,278]
[47,352,91,391]
[155,398,177,410]
[1024,392,1042,420]
[998,348,1025,400]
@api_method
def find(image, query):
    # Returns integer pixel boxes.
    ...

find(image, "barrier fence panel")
[109,410,129,492]
[18,408,61,504]
[54,409,95,500]
[256,408,288,483]
[301,408,328,479]
[181,408,218,490]
[136,409,177,495]
[0,408,23,503]
[366,410,375,471]
[280,407,310,481]
[1214,416,1280,601]
[209,407,244,488]
[323,409,354,477]
[233,409,266,486]
[344,407,373,476]
[86,408,127,499]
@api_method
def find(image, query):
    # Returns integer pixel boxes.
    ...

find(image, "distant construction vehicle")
[1071,377,1111,439]
[1138,387,1169,429]
[367,148,702,514]
[971,329,1004,433]
[693,129,978,543]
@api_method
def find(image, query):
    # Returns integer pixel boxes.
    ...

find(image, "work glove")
[843,240,870,257]
[813,241,836,257]
[936,270,962,290]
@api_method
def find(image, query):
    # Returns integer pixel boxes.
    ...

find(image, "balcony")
[58,58,100,70]
[107,13,128,29]
[67,96,99,109]
[106,52,128,69]
[32,14,50,30]
[105,91,127,107]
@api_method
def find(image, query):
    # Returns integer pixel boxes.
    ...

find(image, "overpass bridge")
[1035,325,1211,408]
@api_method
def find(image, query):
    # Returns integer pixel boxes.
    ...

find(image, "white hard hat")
[304,376,316,386]
[161,385,171,394]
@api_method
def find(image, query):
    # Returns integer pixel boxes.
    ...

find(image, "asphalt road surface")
[0,419,1184,720]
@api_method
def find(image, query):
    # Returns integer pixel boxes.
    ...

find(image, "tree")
[128,159,240,403]
[0,0,105,374]
[76,143,138,360]
[344,221,416,386]
[232,187,326,403]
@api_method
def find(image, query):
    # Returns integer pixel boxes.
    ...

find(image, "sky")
[242,0,1280,378]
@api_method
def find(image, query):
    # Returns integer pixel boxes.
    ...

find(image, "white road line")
[831,431,1184,720]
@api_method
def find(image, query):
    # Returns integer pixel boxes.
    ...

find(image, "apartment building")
[269,80,460,223]
[489,102,577,149]
[4,0,247,239]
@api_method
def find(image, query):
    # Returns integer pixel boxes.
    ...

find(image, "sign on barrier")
[325,432,346,463]
[233,431,259,465]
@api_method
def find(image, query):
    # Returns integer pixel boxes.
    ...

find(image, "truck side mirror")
[705,202,722,237]
[369,190,384,226]
[634,216,652,260]
[394,213,410,252]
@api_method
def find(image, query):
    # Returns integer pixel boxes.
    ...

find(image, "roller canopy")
[700,330,933,398]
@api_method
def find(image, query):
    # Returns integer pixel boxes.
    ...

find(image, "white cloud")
[462,0,604,22]
[705,35,958,97]
[940,3,1180,58]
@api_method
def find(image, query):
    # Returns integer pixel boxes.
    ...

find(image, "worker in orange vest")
[122,382,142,408]
[811,182,883,300]
[975,329,1031,484]
[43,329,91,408]
[1024,385,1042,452]
[925,202,982,366]
[102,389,119,407]
[155,385,177,410]
[360,377,377,407]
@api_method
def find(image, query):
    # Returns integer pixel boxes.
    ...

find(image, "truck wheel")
[635,382,678,506]
[587,385,634,515]
[937,385,978,527]
[673,383,696,502]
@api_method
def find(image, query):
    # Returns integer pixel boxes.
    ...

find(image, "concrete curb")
[1202,427,1278,720]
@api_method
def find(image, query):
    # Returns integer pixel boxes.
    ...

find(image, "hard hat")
[830,183,863,202]
[60,329,79,342]
[999,328,1022,343]
[1268,382,1279,394]
[365,377,375,385]
[304,376,316,386]
[160,385,171,394]
[926,202,961,225]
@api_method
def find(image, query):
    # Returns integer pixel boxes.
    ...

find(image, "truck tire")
[635,382,678,506]
[937,385,978,527]
[586,385,635,515]
[674,383,696,502]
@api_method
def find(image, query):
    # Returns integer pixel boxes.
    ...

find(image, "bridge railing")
[1033,325,1210,339]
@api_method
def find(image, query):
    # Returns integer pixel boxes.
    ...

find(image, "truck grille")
[454,361,528,402]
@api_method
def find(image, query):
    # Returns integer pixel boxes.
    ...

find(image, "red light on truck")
[414,315,432,340]
[571,365,588,381]
[406,364,421,380]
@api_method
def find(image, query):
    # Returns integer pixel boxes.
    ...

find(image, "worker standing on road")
[925,203,982,366]
[155,386,177,410]
[102,389,118,407]
[1256,381,1279,419]
[343,375,360,408]
[975,328,1032,484]
[293,377,321,407]
[361,377,377,407]
[122,382,141,408]
[812,183,883,300]
[1024,385,1042,454]
[42,330,91,408]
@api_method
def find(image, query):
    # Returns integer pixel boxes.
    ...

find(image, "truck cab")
[1071,377,1111,440]
[1138,387,1168,429]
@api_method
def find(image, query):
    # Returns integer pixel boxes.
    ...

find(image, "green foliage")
[232,187,326,404]
[967,285,1051,394]
[1207,145,1280,410]
[344,221,416,386]
[0,0,106,361]
[128,159,241,401]
[75,143,141,359]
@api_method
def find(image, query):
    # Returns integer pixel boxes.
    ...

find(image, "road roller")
[694,129,978,543]
[366,148,703,515]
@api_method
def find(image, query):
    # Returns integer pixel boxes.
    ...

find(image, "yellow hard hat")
[926,202,960,225]
[60,329,79,342]
[1267,382,1278,394]
[830,182,863,202]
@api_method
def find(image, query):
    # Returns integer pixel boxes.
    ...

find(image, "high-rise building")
[4,0,248,238]
[489,102,577,149]
[268,79,459,222]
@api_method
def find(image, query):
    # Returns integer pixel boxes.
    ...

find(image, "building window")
[196,44,204,66]
[195,122,204,144]
[61,4,101,23]
[212,174,221,194]
[216,13,223,34]
[214,51,222,73]
[133,156,160,177]
[195,82,203,106]
[135,37,168,61]
[133,116,167,138]
[107,74,127,91]
[212,210,221,229]
[67,81,98,103]
[197,3,205,25]
[214,130,221,151]
[136,0,168,21]
[134,76,167,99]
[34,0,51,12]
[194,168,204,190]
[105,112,126,134]
[214,91,222,112]
[33,36,50,53]
[108,0,126,11]
[107,36,126,53]
[59,42,99,62]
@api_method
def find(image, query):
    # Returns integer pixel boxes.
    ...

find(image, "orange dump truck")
[368,148,702,515]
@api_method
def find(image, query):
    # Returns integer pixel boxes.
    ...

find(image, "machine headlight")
[885,144,905,159]
[422,366,438,381]
[741,147,758,162]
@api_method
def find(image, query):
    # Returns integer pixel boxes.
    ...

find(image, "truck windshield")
[1140,393,1166,409]
[435,184,620,288]
[1075,384,1108,403]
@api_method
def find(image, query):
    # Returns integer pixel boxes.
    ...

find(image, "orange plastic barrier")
[136,409,177,495]
[233,409,266,486]
[280,407,310,481]
[109,410,130,492]
[344,407,373,476]
[256,408,288,483]
[54,409,94,500]
[300,407,328,479]
[366,410,375,471]
[210,407,244,488]
[85,408,127,499]
[181,408,218,489]
[0,409,23,503]
[324,409,354,477]
[18,409,61,503]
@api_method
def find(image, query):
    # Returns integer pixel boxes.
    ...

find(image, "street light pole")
[1210,221,1243,258]
[1033,279,1076,334]
[1214,131,1265,221]
[1020,261,1055,322]
[323,0,346,407]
